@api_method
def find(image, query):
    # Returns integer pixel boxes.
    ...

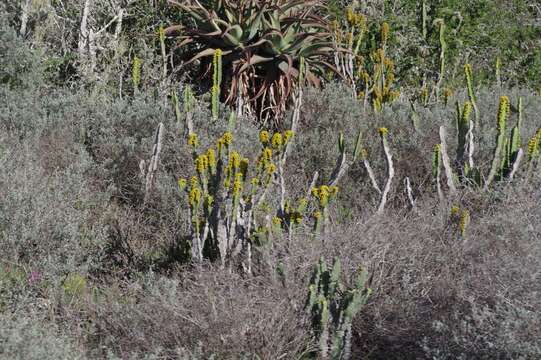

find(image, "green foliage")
[165,0,338,124]
[306,257,371,359]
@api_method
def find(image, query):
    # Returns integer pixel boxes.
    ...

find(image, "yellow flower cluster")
[527,128,541,159]
[497,96,510,131]
[266,163,276,175]
[345,8,366,29]
[459,209,470,237]
[462,102,473,122]
[259,130,295,148]
[378,127,389,136]
[195,154,209,174]
[284,130,294,143]
[272,133,283,148]
[381,22,390,44]
[259,130,270,144]
[291,212,302,224]
[178,178,187,191]
[189,179,201,207]
[443,88,453,104]
[450,205,470,237]
[207,148,216,170]
[272,216,282,226]
[222,132,233,146]
[229,151,241,169]
[188,133,198,147]
[311,185,339,207]
[232,173,243,196]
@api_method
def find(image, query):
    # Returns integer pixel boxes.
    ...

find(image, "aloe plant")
[165,0,340,125]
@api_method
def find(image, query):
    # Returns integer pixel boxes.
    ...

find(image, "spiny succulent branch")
[377,127,394,214]
[140,122,164,203]
[433,143,444,201]
[485,96,510,188]
[464,64,479,122]
[439,126,457,195]
[306,257,371,360]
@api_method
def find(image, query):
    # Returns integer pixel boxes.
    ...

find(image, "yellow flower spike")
[266,163,276,175]
[357,91,366,100]
[178,178,187,191]
[450,205,460,216]
[229,151,241,169]
[222,131,233,146]
[346,8,355,25]
[284,130,295,143]
[291,212,303,225]
[190,176,199,188]
[384,58,394,71]
[233,173,243,195]
[378,127,389,136]
[462,102,473,121]
[527,131,541,160]
[318,186,330,207]
[272,216,282,226]
[206,148,216,169]
[250,177,260,186]
[189,186,201,207]
[376,48,385,62]
[361,71,370,84]
[360,148,368,160]
[381,22,390,44]
[195,154,209,174]
[497,96,510,131]
[346,31,354,45]
[311,187,319,197]
[313,211,322,219]
[443,88,453,101]
[262,147,273,162]
[259,130,270,144]
[271,133,283,148]
[188,133,198,148]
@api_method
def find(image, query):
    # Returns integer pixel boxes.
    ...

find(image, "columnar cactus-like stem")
[183,85,195,135]
[211,49,223,121]
[495,57,502,87]
[456,102,474,176]
[435,19,446,98]
[377,128,394,214]
[159,25,167,80]
[132,56,142,92]
[433,144,444,201]
[171,89,182,125]
[362,150,381,194]
[464,64,480,122]
[404,177,416,211]
[508,148,524,181]
[486,96,510,188]
[306,257,371,360]
[141,122,164,203]
[421,0,428,40]
[439,126,457,194]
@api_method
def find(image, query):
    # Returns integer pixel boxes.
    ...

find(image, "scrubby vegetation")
[1,1,540,359]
